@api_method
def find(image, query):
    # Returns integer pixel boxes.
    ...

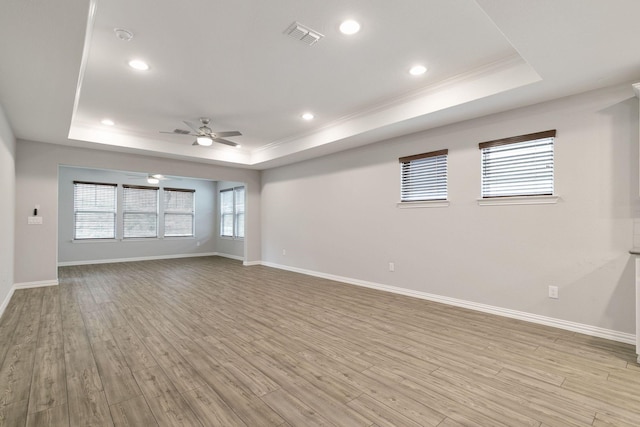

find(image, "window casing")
[123,185,158,238]
[399,149,448,202]
[220,186,245,238]
[479,130,555,198]
[73,181,117,239]
[164,188,195,237]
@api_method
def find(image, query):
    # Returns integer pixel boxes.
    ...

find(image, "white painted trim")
[0,287,15,320]
[0,280,59,320]
[58,252,219,267]
[477,195,560,206]
[397,200,450,209]
[260,261,635,345]
[215,253,245,262]
[14,280,59,289]
[243,260,262,266]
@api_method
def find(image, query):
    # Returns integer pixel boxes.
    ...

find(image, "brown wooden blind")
[478,130,556,150]
[399,149,448,163]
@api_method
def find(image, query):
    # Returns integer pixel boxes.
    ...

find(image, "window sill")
[477,195,560,206]
[72,238,119,243]
[397,200,449,209]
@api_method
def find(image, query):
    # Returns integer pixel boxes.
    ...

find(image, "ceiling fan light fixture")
[101,118,115,126]
[196,135,213,146]
[147,177,160,184]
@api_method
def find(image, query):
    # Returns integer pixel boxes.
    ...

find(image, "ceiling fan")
[125,173,177,184]
[161,117,242,147]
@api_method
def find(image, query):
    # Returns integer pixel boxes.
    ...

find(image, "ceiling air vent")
[284,21,324,45]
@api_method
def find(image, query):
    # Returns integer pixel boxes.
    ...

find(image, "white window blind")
[480,130,555,198]
[220,186,245,238]
[164,188,195,237]
[399,149,448,202]
[73,182,117,239]
[123,185,158,238]
[220,189,234,237]
[234,186,245,238]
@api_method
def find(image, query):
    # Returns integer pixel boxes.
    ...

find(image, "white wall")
[261,83,640,335]
[15,141,261,283]
[214,181,246,259]
[0,103,15,309]
[58,167,218,264]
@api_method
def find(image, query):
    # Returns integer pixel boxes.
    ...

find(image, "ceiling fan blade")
[192,141,198,146]
[214,131,242,137]
[183,120,202,134]
[213,138,239,147]
[160,129,194,135]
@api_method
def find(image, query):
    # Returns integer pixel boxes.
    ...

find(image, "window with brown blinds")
[479,130,555,198]
[399,149,448,202]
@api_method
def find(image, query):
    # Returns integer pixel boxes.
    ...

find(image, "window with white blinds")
[123,185,158,238]
[73,182,117,239]
[163,188,195,237]
[399,149,448,202]
[480,130,555,198]
[234,186,245,238]
[220,186,245,238]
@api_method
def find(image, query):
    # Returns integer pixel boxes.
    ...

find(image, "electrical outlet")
[548,285,558,299]
[389,262,395,272]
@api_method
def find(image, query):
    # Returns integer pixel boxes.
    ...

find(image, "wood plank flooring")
[1,256,639,426]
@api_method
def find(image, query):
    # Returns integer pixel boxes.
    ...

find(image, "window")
[234,186,245,238]
[399,149,448,202]
[123,185,158,238]
[164,188,195,237]
[220,186,245,238]
[73,181,117,239]
[479,130,555,198]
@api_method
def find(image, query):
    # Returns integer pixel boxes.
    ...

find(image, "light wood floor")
[1,257,639,426]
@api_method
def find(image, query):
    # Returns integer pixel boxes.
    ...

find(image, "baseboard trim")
[0,287,15,321]
[261,261,635,345]
[58,252,220,267]
[215,253,245,262]
[14,280,59,289]
[0,279,59,320]
[243,260,262,266]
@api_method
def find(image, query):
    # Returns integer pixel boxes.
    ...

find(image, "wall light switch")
[28,216,43,225]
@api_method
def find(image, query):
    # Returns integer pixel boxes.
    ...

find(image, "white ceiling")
[1,0,640,169]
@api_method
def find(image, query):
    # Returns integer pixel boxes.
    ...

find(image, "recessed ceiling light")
[128,59,149,71]
[339,20,361,35]
[101,119,115,126]
[114,28,133,42]
[409,65,427,76]
[302,112,315,121]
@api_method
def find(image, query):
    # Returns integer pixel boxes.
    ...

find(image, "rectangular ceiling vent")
[285,21,324,46]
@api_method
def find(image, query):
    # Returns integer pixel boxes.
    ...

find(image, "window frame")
[73,181,117,240]
[122,184,159,239]
[479,130,556,201]
[398,149,449,208]
[163,188,195,237]
[220,186,245,239]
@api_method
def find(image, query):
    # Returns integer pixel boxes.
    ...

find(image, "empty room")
[2,0,640,426]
